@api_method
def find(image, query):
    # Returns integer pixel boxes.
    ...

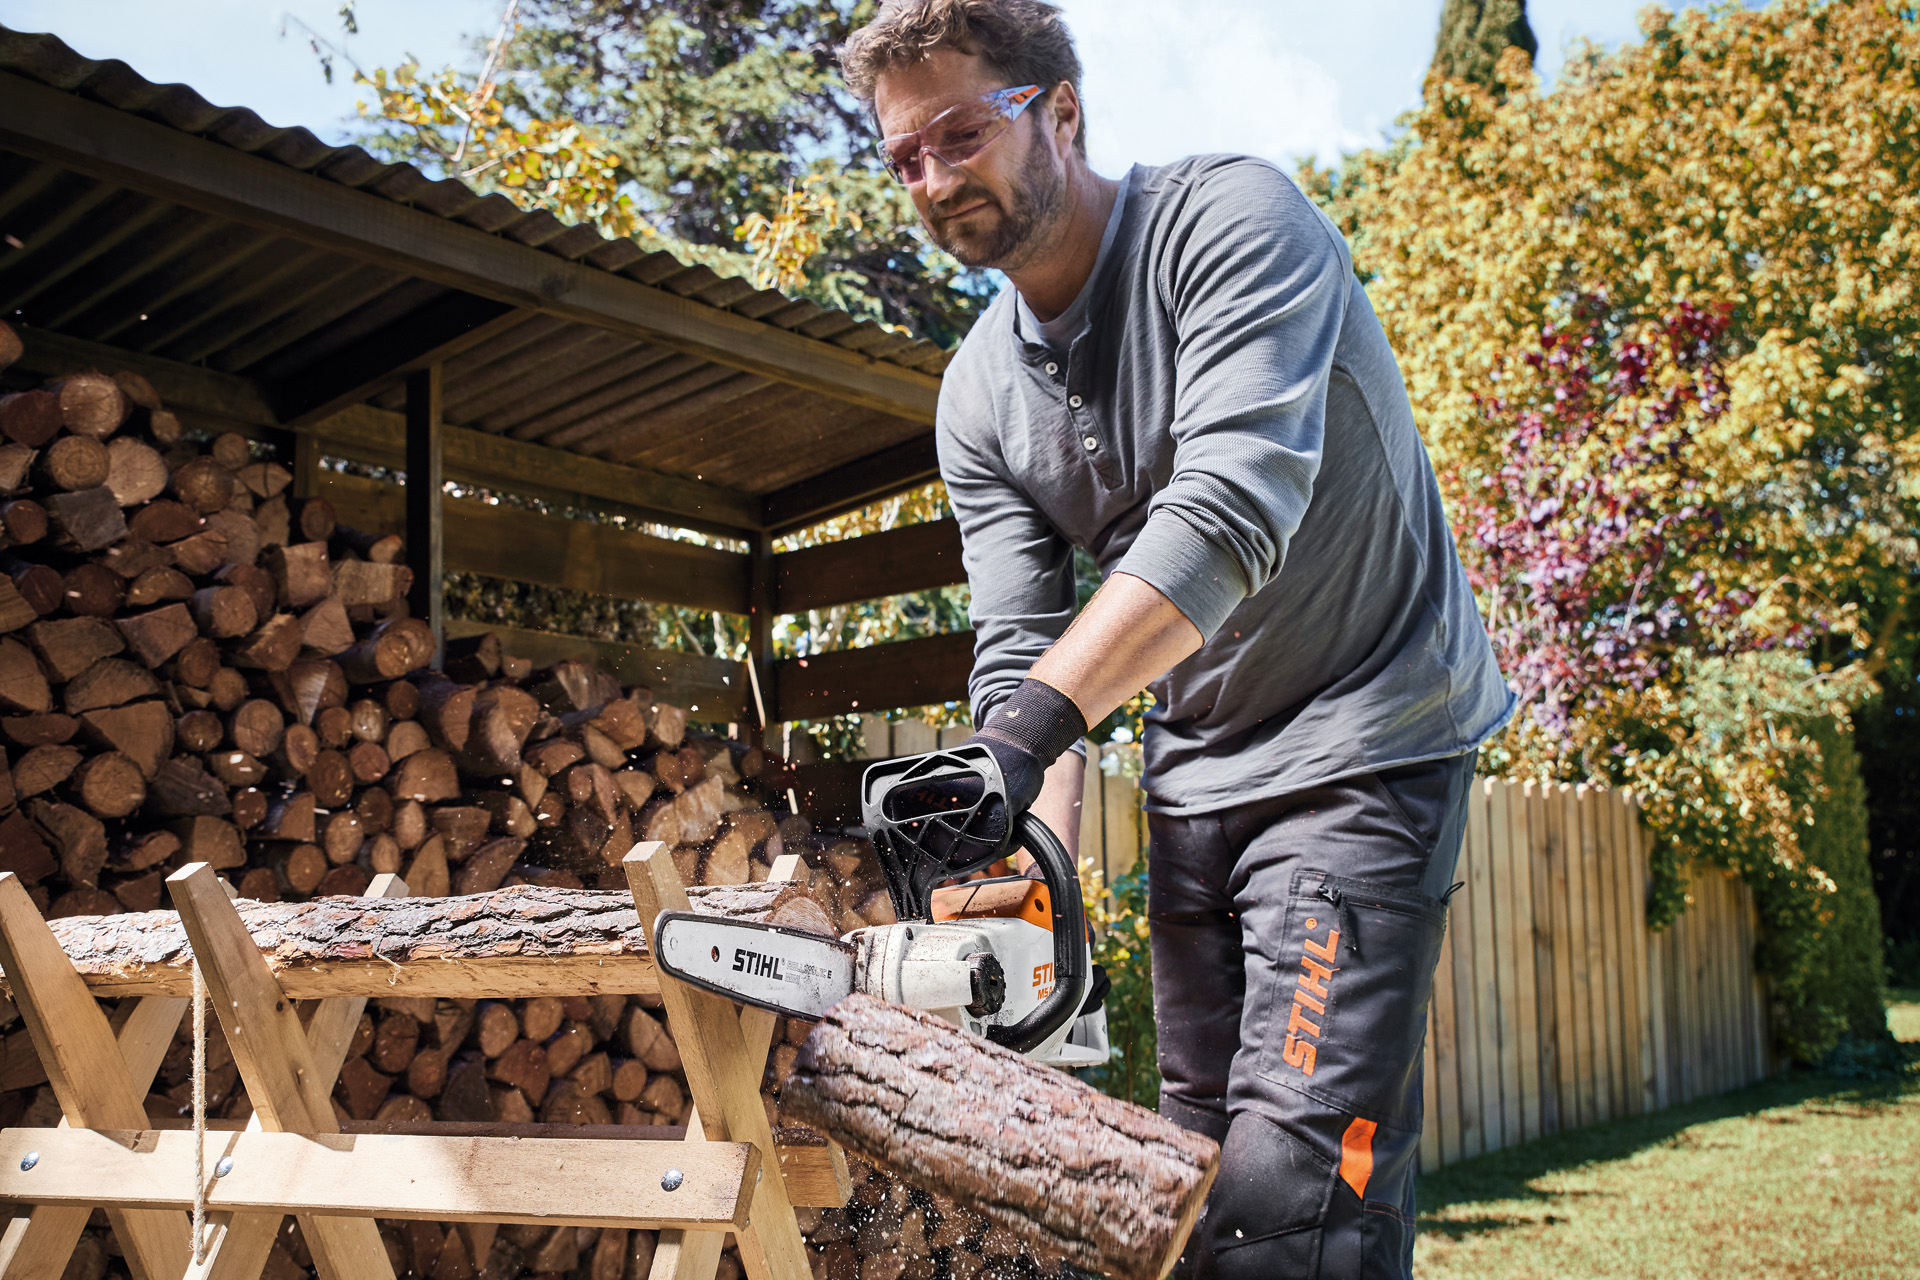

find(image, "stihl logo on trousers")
[1282,916,1339,1076]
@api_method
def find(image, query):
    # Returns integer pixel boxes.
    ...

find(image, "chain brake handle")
[860,746,1088,1054]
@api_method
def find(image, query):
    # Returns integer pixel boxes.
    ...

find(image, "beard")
[924,136,1068,270]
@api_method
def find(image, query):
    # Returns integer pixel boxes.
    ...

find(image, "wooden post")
[745,532,776,749]
[290,432,322,501]
[406,365,445,665]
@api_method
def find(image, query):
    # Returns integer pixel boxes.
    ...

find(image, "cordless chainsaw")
[651,744,1109,1067]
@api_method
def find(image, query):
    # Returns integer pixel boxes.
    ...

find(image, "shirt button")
[1045,362,1059,376]
[1083,436,1098,451]
[1068,394,1084,409]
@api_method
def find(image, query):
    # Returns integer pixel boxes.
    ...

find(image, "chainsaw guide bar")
[652,913,857,1021]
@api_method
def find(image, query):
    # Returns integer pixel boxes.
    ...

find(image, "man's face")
[873,47,1070,271]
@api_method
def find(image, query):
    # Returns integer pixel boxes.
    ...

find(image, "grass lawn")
[1414,1052,1920,1277]
[1888,988,1920,1044]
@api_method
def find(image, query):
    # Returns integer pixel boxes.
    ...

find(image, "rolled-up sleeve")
[1117,165,1352,639]
[937,409,1077,730]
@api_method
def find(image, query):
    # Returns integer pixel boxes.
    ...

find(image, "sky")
[0,0,1708,174]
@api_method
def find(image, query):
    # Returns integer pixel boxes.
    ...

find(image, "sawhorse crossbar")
[0,842,843,1280]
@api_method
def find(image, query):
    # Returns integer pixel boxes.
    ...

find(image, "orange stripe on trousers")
[1339,1117,1377,1199]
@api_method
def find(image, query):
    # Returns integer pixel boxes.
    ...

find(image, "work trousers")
[1151,753,1475,1280]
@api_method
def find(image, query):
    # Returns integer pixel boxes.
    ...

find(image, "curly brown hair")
[840,0,1087,157]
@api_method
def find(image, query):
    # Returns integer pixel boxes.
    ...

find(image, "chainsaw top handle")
[860,746,1088,1054]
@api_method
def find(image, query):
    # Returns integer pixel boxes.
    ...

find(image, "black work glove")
[880,679,1086,868]
[969,677,1088,824]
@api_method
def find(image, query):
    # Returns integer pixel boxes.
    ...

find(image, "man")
[840,3,1513,1276]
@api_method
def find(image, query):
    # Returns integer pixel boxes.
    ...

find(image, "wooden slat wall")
[1418,779,1773,1170]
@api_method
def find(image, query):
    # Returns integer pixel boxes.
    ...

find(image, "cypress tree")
[1429,0,1538,88]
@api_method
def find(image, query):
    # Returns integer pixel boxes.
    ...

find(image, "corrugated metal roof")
[0,24,952,379]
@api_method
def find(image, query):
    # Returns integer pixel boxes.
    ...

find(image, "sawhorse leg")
[169,865,407,1280]
[0,872,191,1280]
[627,845,815,1280]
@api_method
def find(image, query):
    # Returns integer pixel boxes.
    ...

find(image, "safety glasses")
[878,84,1046,184]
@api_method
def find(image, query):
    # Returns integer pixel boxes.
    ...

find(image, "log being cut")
[1,879,835,1000]
[781,992,1220,1280]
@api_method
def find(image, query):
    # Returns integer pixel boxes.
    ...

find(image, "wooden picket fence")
[853,725,1772,1165]
[1422,778,1772,1169]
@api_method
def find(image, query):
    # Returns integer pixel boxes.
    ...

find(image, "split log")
[5,713,74,748]
[125,566,193,608]
[79,702,174,778]
[60,561,126,616]
[46,486,126,552]
[115,603,196,668]
[217,562,276,622]
[782,995,1220,1280]
[457,685,540,776]
[233,612,303,671]
[29,616,123,679]
[170,457,235,514]
[10,562,61,616]
[0,391,60,447]
[0,579,33,635]
[127,500,200,544]
[68,751,146,818]
[189,584,256,639]
[340,617,435,683]
[0,637,51,713]
[266,541,330,609]
[1,499,47,546]
[299,598,355,656]
[28,798,109,887]
[39,435,109,491]
[105,438,169,506]
[13,744,82,797]
[49,373,129,438]
[273,844,327,895]
[64,658,160,714]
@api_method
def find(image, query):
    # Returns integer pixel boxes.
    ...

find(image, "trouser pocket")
[1254,868,1447,1129]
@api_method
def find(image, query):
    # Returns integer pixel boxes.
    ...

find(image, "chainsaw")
[651,744,1110,1068]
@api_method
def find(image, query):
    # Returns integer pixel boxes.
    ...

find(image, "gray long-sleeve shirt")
[937,156,1514,816]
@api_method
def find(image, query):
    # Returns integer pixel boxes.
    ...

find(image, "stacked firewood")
[0,328,1087,1280]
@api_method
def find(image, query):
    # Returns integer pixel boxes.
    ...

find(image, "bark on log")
[8,880,835,1001]
[782,995,1220,1280]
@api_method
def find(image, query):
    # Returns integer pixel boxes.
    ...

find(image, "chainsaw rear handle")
[987,809,1088,1054]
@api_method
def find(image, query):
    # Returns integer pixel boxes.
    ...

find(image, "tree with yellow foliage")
[1308,0,1916,1058]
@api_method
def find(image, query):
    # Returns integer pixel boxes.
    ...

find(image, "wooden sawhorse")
[0,842,841,1280]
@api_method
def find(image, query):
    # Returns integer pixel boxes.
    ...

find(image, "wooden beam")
[273,293,520,426]
[405,366,446,659]
[6,326,762,536]
[0,74,940,425]
[773,520,964,614]
[320,471,752,616]
[0,1128,759,1230]
[442,621,751,722]
[772,631,974,722]
[316,405,760,536]
[760,434,940,535]
[748,532,776,747]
